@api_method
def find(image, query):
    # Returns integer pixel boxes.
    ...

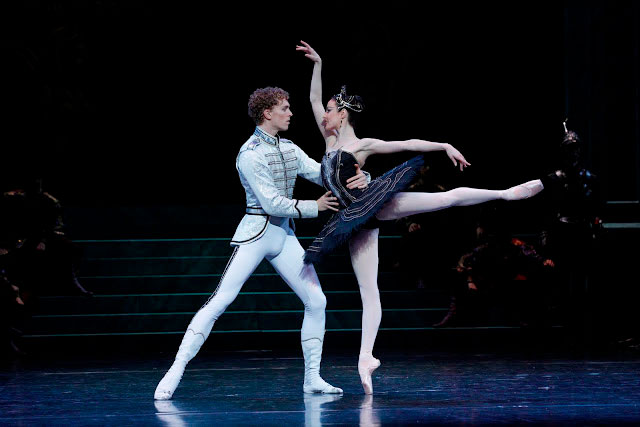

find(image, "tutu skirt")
[304,155,424,264]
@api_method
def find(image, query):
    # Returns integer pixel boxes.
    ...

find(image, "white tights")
[352,180,544,357]
[178,219,327,362]
[348,228,381,357]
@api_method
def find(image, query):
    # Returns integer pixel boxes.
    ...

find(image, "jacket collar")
[254,127,279,146]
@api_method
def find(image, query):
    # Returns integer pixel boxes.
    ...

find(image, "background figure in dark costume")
[1,177,91,356]
[539,123,602,347]
[434,207,555,328]
[6,178,92,296]
[0,249,25,357]
[2,177,90,298]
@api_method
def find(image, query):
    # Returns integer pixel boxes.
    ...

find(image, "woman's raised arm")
[296,41,335,145]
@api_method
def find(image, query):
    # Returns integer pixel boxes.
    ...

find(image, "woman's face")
[322,99,344,131]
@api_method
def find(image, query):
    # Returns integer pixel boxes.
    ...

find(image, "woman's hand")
[316,191,339,212]
[346,164,368,190]
[296,40,322,64]
[444,144,471,171]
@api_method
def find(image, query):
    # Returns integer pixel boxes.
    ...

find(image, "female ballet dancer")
[296,41,544,394]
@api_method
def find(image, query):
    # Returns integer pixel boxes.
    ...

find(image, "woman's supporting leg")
[349,228,382,394]
[376,180,544,221]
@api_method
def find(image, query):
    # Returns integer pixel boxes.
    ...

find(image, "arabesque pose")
[297,41,544,394]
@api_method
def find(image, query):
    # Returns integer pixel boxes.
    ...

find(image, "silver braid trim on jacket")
[230,128,322,246]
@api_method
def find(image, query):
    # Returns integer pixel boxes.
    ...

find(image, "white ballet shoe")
[502,179,544,201]
[303,377,343,394]
[358,354,381,395]
[154,361,186,400]
[302,338,343,394]
[154,329,205,400]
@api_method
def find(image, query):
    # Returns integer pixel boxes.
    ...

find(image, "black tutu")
[304,151,424,264]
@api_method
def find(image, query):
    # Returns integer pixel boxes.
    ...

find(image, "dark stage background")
[4,2,637,210]
[1,2,639,355]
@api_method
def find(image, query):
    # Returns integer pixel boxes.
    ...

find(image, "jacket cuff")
[296,200,318,218]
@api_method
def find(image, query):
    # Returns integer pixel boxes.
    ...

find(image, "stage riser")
[21,328,569,356]
[73,271,436,294]
[75,238,402,259]
[18,223,606,350]
[78,256,361,276]
[26,310,449,335]
[33,291,451,315]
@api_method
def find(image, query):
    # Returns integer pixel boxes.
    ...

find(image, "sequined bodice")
[321,150,365,209]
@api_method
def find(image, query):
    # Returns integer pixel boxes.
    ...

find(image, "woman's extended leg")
[349,228,382,394]
[376,180,543,220]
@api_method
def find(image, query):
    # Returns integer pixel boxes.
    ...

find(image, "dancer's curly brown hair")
[248,87,289,125]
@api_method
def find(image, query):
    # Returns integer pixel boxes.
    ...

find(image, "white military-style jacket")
[231,127,324,246]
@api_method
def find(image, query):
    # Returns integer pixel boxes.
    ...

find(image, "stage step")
[21,235,450,334]
[26,307,449,336]
[602,200,640,224]
[31,289,449,315]
[79,253,365,277]
[73,270,434,295]
[75,272,360,295]
[16,232,566,353]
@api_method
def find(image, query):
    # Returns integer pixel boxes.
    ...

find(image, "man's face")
[266,98,293,133]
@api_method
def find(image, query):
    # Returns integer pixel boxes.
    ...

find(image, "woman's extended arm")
[358,138,471,171]
[296,41,335,144]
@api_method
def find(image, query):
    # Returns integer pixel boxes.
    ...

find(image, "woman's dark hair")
[332,85,364,129]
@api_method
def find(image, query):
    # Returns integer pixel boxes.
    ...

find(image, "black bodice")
[306,151,425,264]
[321,150,365,209]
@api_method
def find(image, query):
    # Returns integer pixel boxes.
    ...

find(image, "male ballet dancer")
[154,87,369,400]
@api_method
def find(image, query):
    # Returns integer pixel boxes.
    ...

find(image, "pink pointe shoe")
[358,354,381,395]
[503,179,544,201]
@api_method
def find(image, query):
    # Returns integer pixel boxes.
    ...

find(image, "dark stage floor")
[2,351,640,425]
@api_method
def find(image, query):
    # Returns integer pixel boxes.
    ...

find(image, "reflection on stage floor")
[2,351,640,425]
